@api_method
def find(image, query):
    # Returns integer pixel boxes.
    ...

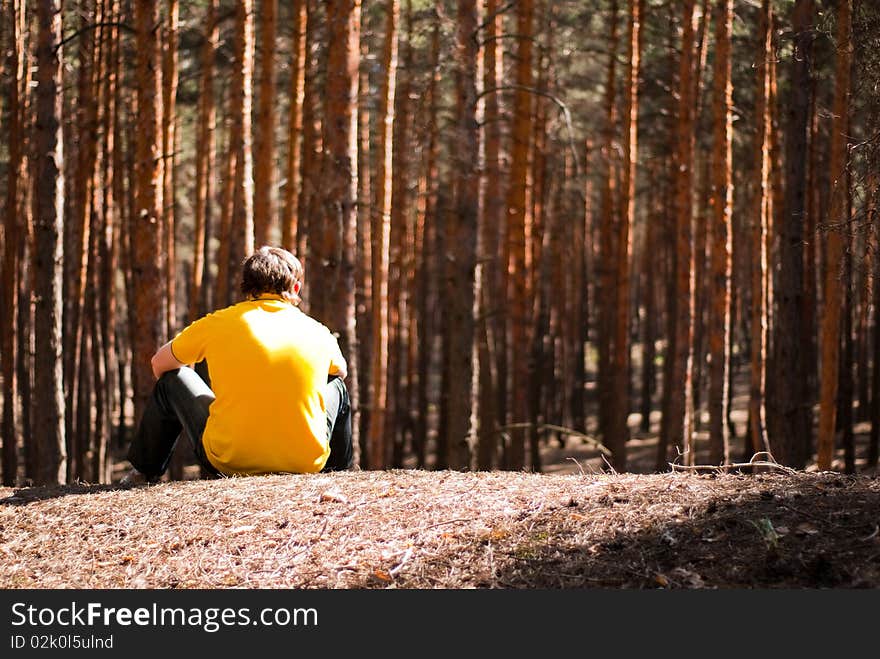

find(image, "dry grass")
[1,469,878,589]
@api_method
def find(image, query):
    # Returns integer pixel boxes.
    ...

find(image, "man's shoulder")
[293,308,333,335]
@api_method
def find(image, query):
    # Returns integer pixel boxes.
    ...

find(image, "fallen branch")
[389,547,414,576]
[669,452,798,475]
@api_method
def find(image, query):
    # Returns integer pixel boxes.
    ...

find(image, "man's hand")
[329,361,348,380]
[151,341,186,379]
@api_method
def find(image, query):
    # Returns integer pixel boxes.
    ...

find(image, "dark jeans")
[127,367,353,479]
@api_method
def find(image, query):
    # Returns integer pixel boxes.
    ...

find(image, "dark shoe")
[119,468,157,486]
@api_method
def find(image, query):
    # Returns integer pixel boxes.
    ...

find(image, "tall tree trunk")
[367,0,399,470]
[840,216,854,474]
[747,0,772,457]
[640,160,657,434]
[390,0,414,467]
[869,178,880,470]
[608,0,641,470]
[230,0,255,279]
[14,0,34,482]
[692,157,709,419]
[816,0,851,471]
[96,7,118,484]
[505,0,534,470]
[214,87,235,310]
[316,0,361,458]
[706,0,733,466]
[33,0,67,485]
[282,0,306,250]
[803,78,820,406]
[667,0,694,462]
[442,0,480,470]
[355,25,372,465]
[597,0,618,464]
[1,0,23,486]
[573,141,592,433]
[254,0,277,246]
[413,10,441,468]
[162,0,178,335]
[132,0,166,430]
[477,0,504,469]
[161,0,181,479]
[67,0,99,479]
[296,0,322,266]
[656,5,679,469]
[773,0,813,467]
[190,0,217,322]
[526,0,551,473]
[666,0,697,465]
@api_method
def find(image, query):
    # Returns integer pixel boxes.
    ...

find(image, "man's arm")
[151,341,186,379]
[329,356,348,381]
[328,336,348,380]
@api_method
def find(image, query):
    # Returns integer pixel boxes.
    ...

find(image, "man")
[122,246,352,484]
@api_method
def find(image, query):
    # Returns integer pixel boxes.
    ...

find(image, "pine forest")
[1,0,879,486]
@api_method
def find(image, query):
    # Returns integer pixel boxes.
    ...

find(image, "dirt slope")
[1,470,878,588]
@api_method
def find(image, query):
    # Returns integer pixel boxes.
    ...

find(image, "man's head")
[240,246,304,305]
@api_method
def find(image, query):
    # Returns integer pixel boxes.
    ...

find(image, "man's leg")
[127,367,219,480]
[321,377,353,472]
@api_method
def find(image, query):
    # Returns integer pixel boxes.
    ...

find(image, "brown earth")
[2,468,878,589]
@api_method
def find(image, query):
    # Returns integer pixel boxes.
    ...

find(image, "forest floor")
[3,364,879,589]
[2,468,879,589]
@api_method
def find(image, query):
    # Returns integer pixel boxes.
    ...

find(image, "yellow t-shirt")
[170,295,346,475]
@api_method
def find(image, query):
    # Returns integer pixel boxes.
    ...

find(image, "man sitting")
[122,246,352,483]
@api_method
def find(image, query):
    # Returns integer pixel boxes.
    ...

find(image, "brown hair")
[240,246,304,305]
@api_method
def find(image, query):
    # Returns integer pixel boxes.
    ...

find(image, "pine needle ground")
[2,470,878,589]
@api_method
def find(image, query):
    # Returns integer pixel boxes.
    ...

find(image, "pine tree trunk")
[692,157,709,419]
[132,0,166,430]
[747,0,771,458]
[162,0,178,336]
[14,0,34,482]
[597,0,618,464]
[527,0,551,473]
[253,0,277,246]
[666,0,697,465]
[840,226,854,474]
[640,161,658,434]
[96,7,118,484]
[442,0,479,470]
[230,0,255,279]
[505,0,534,470]
[803,80,820,406]
[707,0,733,466]
[367,0,399,470]
[608,0,641,470]
[817,0,851,470]
[297,0,322,268]
[477,0,505,469]
[773,0,813,468]
[67,0,99,479]
[33,0,67,485]
[214,86,235,310]
[317,0,361,458]
[413,11,440,468]
[869,176,880,469]
[355,25,372,465]
[282,0,306,250]
[573,141,591,433]
[190,0,217,322]
[1,0,23,486]
[390,0,414,467]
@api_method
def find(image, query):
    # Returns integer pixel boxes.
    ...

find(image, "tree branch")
[56,21,135,53]
[478,84,581,175]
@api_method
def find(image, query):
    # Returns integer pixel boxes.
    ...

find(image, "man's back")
[171,295,346,475]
